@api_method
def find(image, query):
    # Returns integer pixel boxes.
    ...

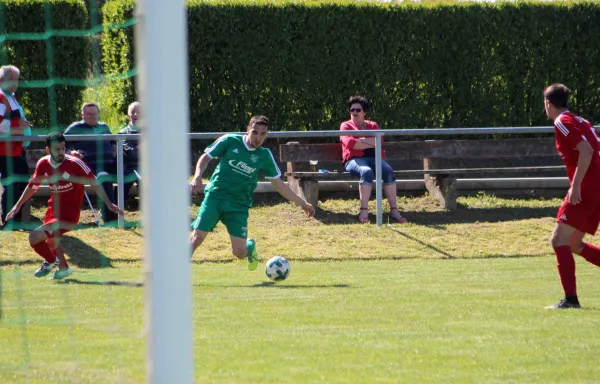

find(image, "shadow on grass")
[387,226,549,260]
[313,209,358,225]
[61,235,113,269]
[0,259,41,267]
[194,282,353,289]
[406,203,557,226]
[0,234,118,268]
[314,203,557,226]
[253,282,352,288]
[56,278,143,287]
[388,226,456,259]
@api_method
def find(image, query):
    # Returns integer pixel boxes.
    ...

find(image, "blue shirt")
[64,120,114,164]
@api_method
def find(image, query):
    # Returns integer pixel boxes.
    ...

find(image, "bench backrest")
[26,149,48,169]
[280,138,557,162]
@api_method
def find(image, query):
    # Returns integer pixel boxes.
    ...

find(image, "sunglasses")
[349,108,363,113]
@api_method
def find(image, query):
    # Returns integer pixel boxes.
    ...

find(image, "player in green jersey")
[189,115,315,270]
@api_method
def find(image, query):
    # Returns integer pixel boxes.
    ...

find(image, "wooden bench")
[280,138,563,210]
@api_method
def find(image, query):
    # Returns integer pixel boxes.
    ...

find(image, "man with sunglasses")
[340,95,407,224]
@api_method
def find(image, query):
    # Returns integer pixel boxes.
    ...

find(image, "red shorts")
[43,207,79,238]
[556,187,600,235]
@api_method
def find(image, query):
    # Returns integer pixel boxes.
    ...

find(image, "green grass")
[2,194,600,383]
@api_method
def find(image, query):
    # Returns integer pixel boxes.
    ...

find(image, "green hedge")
[101,0,135,122]
[0,0,90,133]
[102,0,600,136]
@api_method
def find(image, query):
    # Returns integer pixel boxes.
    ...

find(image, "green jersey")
[204,134,281,207]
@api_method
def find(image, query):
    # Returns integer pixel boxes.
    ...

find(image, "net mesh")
[0,1,142,382]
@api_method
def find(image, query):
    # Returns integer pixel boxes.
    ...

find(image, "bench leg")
[289,178,319,208]
[425,175,457,210]
[21,200,31,222]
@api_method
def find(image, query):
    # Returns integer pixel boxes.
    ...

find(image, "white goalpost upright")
[135,0,193,383]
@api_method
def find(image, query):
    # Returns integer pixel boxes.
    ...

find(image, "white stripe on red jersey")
[68,155,93,175]
[555,119,570,136]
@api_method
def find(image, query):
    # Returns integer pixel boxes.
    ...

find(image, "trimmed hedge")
[0,0,90,132]
[102,0,600,136]
[100,0,135,121]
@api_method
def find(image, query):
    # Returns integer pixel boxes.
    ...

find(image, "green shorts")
[191,195,249,239]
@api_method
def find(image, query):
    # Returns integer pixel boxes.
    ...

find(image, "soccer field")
[2,258,600,383]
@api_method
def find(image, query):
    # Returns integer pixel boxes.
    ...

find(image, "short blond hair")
[0,65,20,81]
[128,101,140,114]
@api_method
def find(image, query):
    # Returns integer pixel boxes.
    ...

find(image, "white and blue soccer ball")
[265,256,290,281]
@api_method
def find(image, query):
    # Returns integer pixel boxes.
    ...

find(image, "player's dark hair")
[544,84,569,109]
[249,115,269,128]
[46,131,66,148]
[347,96,369,112]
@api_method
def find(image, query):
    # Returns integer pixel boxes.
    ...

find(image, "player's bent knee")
[549,234,560,248]
[569,240,585,254]
[550,234,568,248]
[550,224,568,248]
[29,230,48,246]
[232,246,247,259]
[361,169,374,180]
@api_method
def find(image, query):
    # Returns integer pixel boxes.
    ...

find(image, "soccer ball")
[265,256,290,281]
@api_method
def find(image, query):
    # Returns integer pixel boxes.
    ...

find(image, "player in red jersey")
[5,132,124,280]
[544,83,600,309]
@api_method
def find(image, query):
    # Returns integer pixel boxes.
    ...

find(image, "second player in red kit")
[544,84,600,309]
[5,132,124,279]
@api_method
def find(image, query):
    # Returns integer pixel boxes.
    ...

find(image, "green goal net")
[0,1,145,382]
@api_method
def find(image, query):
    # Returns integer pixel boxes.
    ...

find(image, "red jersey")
[554,111,600,188]
[339,120,386,164]
[0,89,24,157]
[30,154,95,224]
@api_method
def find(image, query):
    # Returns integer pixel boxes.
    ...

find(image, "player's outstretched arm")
[84,178,125,216]
[190,153,212,195]
[5,182,39,221]
[270,178,315,217]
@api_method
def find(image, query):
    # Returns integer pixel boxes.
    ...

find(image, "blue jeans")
[344,157,396,185]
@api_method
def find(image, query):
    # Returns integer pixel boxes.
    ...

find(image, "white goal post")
[135,0,193,383]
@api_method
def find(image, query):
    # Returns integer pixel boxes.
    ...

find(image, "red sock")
[53,248,69,269]
[46,238,68,269]
[553,246,577,297]
[32,241,57,264]
[579,243,600,267]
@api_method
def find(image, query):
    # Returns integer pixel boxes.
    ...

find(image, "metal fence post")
[117,139,125,228]
[375,133,383,227]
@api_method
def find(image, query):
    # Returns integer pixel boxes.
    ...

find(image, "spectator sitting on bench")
[64,102,118,224]
[117,101,141,204]
[339,95,407,224]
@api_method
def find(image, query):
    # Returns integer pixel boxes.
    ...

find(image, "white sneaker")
[51,267,73,280]
[33,260,58,277]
